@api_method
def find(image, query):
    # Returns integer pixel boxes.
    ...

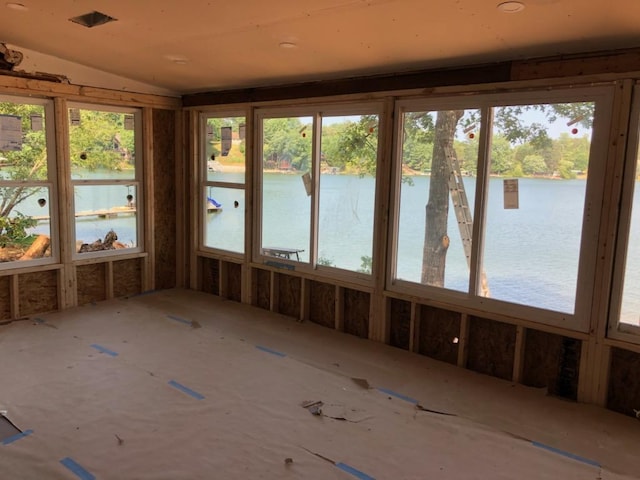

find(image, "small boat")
[207,197,222,213]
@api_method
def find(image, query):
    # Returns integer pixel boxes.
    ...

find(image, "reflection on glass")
[317,114,378,273]
[0,187,52,262]
[74,185,137,253]
[0,102,48,180]
[619,137,640,327]
[205,116,246,183]
[482,102,594,313]
[395,109,479,292]
[204,187,244,253]
[261,116,312,263]
[69,109,136,180]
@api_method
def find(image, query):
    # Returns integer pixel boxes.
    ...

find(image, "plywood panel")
[343,288,369,339]
[389,298,411,351]
[309,280,335,329]
[277,273,301,319]
[153,108,177,290]
[0,276,10,320]
[253,268,270,310]
[523,329,580,400]
[419,305,460,365]
[225,261,242,302]
[19,270,57,316]
[76,263,107,306]
[467,316,516,381]
[200,257,219,296]
[607,347,640,418]
[113,258,142,298]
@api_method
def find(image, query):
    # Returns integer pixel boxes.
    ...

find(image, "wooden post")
[335,285,344,332]
[409,301,420,353]
[512,325,526,383]
[142,107,155,292]
[457,313,470,368]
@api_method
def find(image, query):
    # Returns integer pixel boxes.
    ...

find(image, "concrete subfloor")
[1,288,639,479]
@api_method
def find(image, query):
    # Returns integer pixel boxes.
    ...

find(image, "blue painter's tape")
[377,387,418,404]
[167,314,192,325]
[90,344,118,357]
[256,345,287,357]
[532,441,600,467]
[264,260,295,271]
[60,457,96,480]
[168,380,205,400]
[2,429,33,445]
[335,462,376,480]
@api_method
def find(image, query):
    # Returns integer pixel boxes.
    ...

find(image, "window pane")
[261,116,312,263]
[203,187,244,253]
[619,132,640,327]
[317,114,378,272]
[74,185,138,252]
[0,187,52,262]
[395,109,479,292]
[69,109,136,180]
[482,102,595,313]
[0,102,48,180]
[205,117,245,183]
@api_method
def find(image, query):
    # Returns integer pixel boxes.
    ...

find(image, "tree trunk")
[19,234,50,260]
[421,110,463,286]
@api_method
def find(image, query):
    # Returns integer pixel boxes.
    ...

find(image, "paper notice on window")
[30,114,43,132]
[0,114,22,151]
[124,114,134,130]
[70,108,81,126]
[302,172,312,196]
[503,179,519,209]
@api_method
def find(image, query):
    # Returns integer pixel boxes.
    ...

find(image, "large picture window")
[257,106,381,275]
[391,88,612,330]
[201,113,246,255]
[68,105,141,256]
[0,96,56,267]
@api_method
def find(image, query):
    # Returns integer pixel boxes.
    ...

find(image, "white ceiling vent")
[69,11,117,28]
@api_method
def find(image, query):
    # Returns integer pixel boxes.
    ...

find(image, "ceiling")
[1,0,639,96]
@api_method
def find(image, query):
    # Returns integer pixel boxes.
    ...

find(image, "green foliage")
[522,154,547,175]
[262,117,312,171]
[0,213,36,247]
[69,110,135,172]
[317,256,335,267]
[357,255,372,274]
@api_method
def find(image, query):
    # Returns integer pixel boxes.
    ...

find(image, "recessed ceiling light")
[279,41,298,49]
[497,1,525,13]
[6,3,28,11]
[69,11,117,28]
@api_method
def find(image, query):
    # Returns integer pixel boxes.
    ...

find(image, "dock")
[33,206,136,223]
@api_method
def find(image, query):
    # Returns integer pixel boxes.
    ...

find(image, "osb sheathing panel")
[419,305,460,365]
[467,316,516,381]
[76,263,106,306]
[389,298,411,351]
[343,288,369,339]
[0,276,10,320]
[277,273,301,319]
[522,329,580,400]
[309,280,335,328]
[19,270,57,316]
[607,347,640,418]
[253,268,270,310]
[113,258,142,298]
[226,262,242,302]
[201,257,219,296]
[152,108,177,290]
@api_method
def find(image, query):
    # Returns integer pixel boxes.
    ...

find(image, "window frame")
[68,102,143,260]
[253,101,384,283]
[388,86,615,333]
[0,94,59,270]
[607,85,640,343]
[198,109,248,259]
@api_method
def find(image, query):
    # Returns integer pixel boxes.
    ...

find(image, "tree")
[0,102,47,243]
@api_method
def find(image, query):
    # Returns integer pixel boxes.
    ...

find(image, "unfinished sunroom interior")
[1,1,640,478]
